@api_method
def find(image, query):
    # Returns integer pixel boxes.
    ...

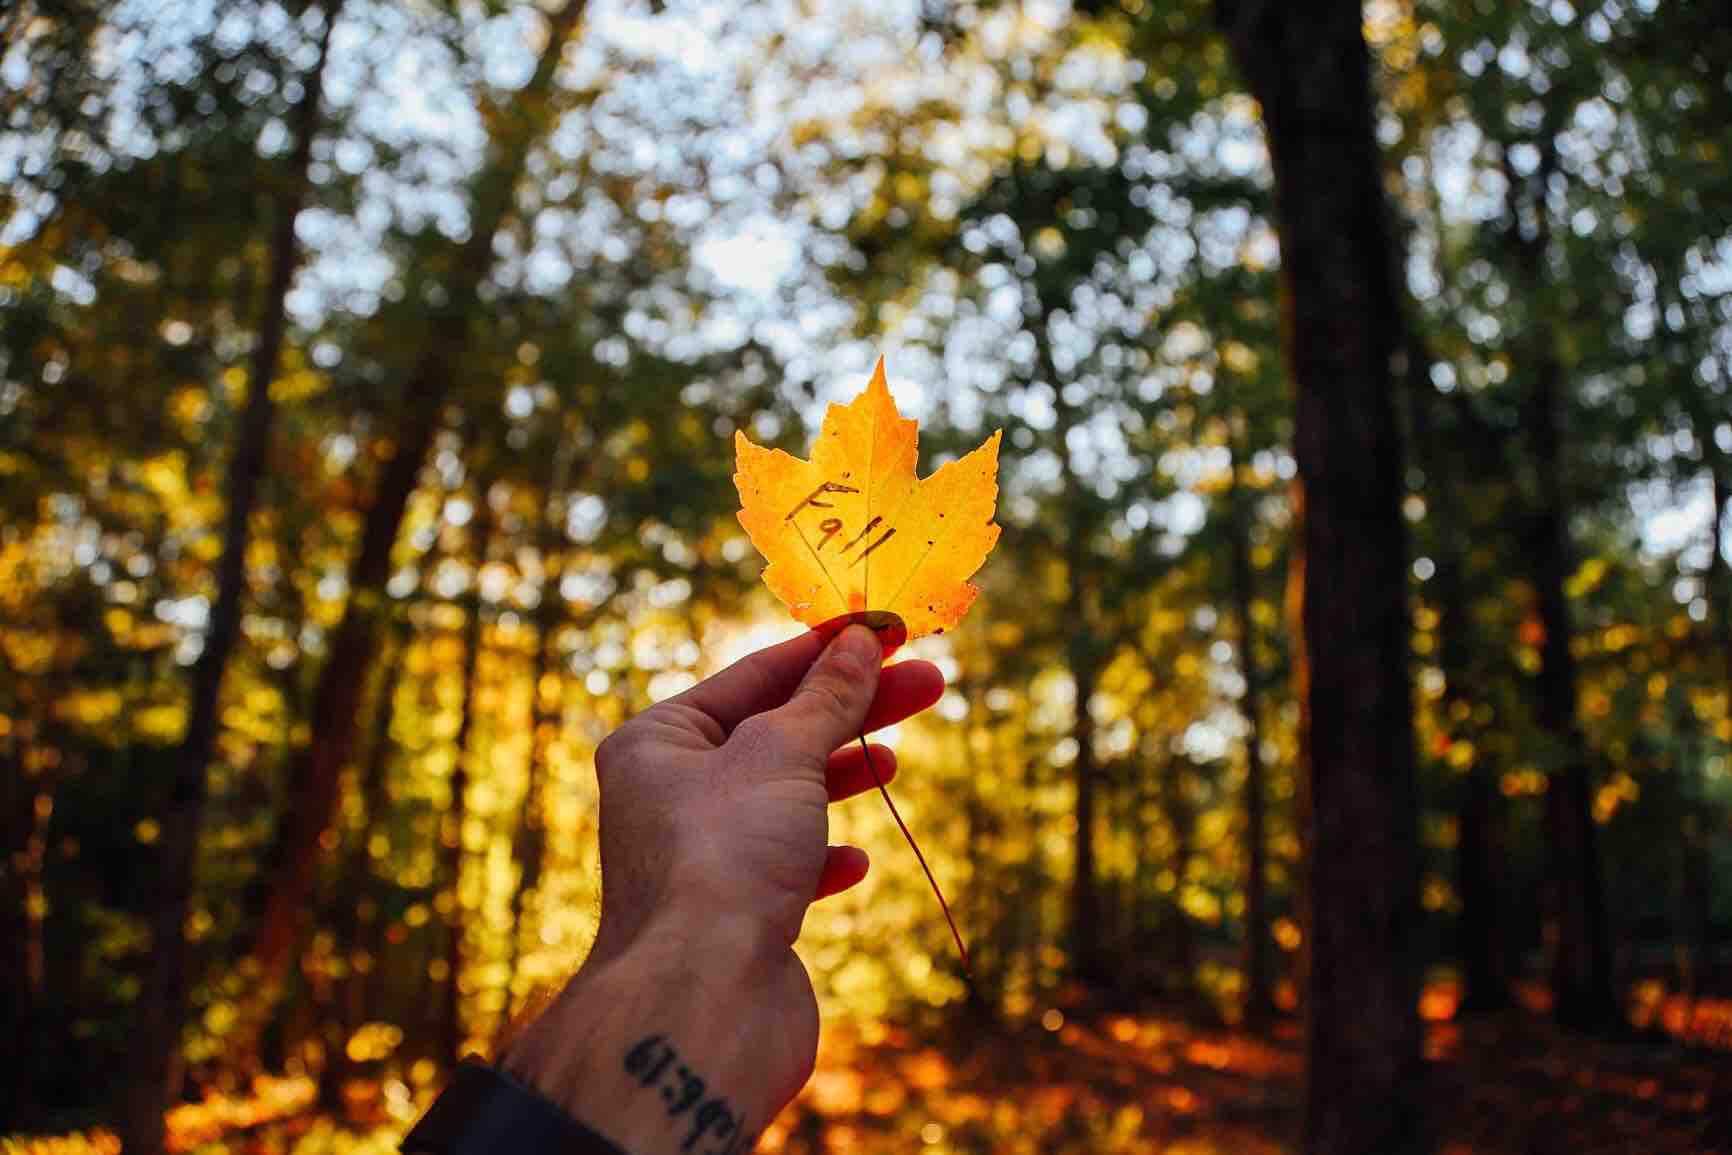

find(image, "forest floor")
[8,989,1732,1155]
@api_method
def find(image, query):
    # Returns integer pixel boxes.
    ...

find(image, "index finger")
[668,632,944,739]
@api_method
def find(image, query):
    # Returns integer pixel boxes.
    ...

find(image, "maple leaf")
[734,357,1002,641]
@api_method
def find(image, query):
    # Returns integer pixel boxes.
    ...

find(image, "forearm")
[494,914,800,1155]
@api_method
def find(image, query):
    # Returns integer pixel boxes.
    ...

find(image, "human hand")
[499,625,944,1153]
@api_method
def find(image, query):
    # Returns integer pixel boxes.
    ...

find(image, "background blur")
[3,0,1731,1152]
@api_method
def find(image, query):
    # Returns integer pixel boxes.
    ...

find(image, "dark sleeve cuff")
[401,1058,632,1155]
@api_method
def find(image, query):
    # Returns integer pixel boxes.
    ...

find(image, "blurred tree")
[1214,1,1423,1152]
[122,4,342,1150]
[439,462,496,1062]
[1218,358,1282,1026]
[317,612,408,1111]
[504,425,578,1008]
[247,0,590,1006]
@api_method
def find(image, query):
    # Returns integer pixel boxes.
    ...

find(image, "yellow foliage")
[134,704,188,742]
[54,689,123,727]
[137,453,190,503]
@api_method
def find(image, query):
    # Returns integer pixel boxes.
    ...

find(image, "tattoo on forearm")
[623,1034,752,1154]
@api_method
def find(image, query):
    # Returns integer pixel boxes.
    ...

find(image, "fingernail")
[832,624,881,667]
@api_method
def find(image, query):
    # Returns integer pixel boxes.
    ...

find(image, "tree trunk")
[1043,327,1108,991]
[442,483,495,1063]
[1,730,26,1127]
[1489,105,1617,1032]
[1065,571,1106,988]
[319,619,407,1112]
[959,685,998,1016]
[247,0,590,999]
[1214,2,1424,1150]
[1690,361,1732,660]
[1679,808,1711,1003]
[1404,341,1510,1013]
[120,10,337,1149]
[249,402,443,990]
[1455,763,1508,1009]
[1526,351,1617,1030]
[1713,459,1731,653]
[1224,413,1274,1026]
[503,438,576,1011]
[1160,757,1197,1004]
[3,717,52,1130]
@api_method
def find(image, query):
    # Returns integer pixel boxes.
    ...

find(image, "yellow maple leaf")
[734,357,1002,640]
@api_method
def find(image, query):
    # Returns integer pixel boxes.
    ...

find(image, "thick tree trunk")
[119,12,337,1150]
[1214,2,1423,1150]
[247,0,589,998]
[1224,415,1274,1026]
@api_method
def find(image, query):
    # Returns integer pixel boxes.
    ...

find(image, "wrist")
[499,911,795,1154]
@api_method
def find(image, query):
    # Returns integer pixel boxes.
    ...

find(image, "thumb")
[760,624,882,765]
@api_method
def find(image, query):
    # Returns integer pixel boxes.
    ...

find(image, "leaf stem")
[856,734,971,976]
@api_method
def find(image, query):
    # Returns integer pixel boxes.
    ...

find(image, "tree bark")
[1713,459,1730,652]
[3,715,52,1130]
[1214,2,1424,1150]
[250,402,443,989]
[1506,230,1616,1028]
[1064,533,1106,988]
[120,10,337,1150]
[1526,357,1616,1028]
[1679,808,1711,1003]
[504,438,576,1010]
[1160,757,1198,1003]
[1,728,25,1127]
[1042,326,1109,992]
[318,619,406,1111]
[1689,359,1732,659]
[1224,412,1274,1026]
[247,0,590,998]
[441,481,495,1063]
[1404,341,1510,1013]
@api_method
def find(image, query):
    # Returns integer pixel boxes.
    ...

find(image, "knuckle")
[594,723,640,779]
[826,645,871,684]
[798,672,857,720]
